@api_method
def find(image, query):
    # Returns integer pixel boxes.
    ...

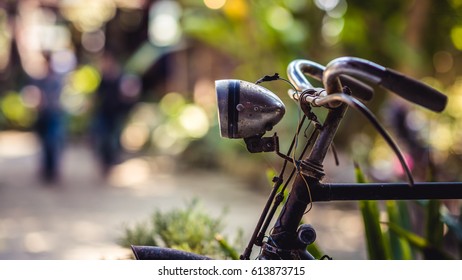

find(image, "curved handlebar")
[323,57,447,112]
[287,59,374,102]
[287,59,324,91]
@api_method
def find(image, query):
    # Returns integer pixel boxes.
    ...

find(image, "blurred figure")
[92,51,141,175]
[383,99,432,181]
[33,53,67,183]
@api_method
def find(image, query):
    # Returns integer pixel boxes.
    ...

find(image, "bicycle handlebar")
[323,57,447,112]
[268,57,449,256]
[287,59,374,102]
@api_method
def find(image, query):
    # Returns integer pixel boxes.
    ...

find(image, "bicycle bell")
[215,79,286,139]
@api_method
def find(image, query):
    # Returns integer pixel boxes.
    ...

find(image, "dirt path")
[0,131,365,259]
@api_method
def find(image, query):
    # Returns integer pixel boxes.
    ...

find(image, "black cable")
[309,93,415,186]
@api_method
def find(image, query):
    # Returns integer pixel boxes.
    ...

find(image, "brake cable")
[305,90,415,186]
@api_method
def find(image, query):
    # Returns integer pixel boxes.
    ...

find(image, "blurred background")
[1,0,462,260]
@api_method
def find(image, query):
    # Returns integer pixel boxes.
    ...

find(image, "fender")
[131,245,211,260]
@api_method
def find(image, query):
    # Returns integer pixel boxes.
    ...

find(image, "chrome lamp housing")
[215,79,286,139]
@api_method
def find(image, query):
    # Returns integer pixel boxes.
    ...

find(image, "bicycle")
[131,57,462,260]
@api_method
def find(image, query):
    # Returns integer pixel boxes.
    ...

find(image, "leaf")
[359,200,389,259]
[354,162,367,184]
[386,200,413,259]
[215,234,240,260]
[355,163,390,259]
[424,200,444,259]
[306,243,324,260]
[387,222,453,260]
[387,222,427,247]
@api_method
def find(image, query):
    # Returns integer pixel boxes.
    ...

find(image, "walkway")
[0,131,365,259]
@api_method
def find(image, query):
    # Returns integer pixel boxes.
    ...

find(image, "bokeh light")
[326,0,347,18]
[315,0,340,11]
[20,85,42,109]
[0,91,35,127]
[266,6,294,31]
[148,0,182,47]
[130,102,161,128]
[120,74,142,100]
[152,122,188,155]
[121,122,150,152]
[81,30,106,53]
[108,158,151,187]
[223,0,248,20]
[450,25,462,50]
[446,80,462,118]
[60,0,117,32]
[60,86,88,115]
[322,16,344,45]
[433,51,453,73]
[51,50,77,74]
[178,105,209,138]
[204,0,227,10]
[159,92,186,117]
[38,25,71,52]
[69,65,101,95]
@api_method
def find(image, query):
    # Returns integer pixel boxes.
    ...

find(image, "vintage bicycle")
[131,57,462,260]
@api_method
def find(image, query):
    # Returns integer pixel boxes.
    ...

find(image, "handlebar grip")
[325,57,448,112]
[380,68,447,112]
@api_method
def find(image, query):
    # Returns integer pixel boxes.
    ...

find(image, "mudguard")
[131,245,212,260]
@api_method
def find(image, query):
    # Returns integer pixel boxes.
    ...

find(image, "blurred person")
[32,53,67,183]
[383,98,432,181]
[92,51,141,175]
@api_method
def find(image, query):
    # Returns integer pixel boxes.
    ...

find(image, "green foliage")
[385,200,413,259]
[387,221,452,260]
[359,200,389,259]
[215,234,240,260]
[306,243,324,260]
[425,200,444,254]
[355,164,462,259]
[356,163,390,259]
[119,200,243,259]
[120,222,158,248]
